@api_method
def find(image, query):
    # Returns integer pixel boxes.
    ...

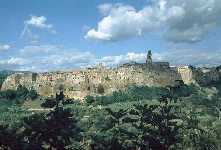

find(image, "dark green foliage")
[85,95,95,105]
[89,92,183,150]
[56,91,65,107]
[0,124,22,149]
[62,99,77,105]
[27,88,38,100]
[15,84,29,103]
[0,89,17,100]
[90,105,181,150]
[97,84,105,94]
[42,91,65,108]
[88,84,220,150]
[205,79,221,96]
[180,109,219,149]
[21,107,82,149]
[0,84,38,104]
[0,90,82,149]
[89,108,135,150]
[0,82,221,149]
[41,98,57,108]
[83,83,196,106]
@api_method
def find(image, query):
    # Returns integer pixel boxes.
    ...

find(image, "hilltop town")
[1,50,221,100]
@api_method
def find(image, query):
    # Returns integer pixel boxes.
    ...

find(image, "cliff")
[177,65,221,86]
[1,62,181,100]
[1,60,220,100]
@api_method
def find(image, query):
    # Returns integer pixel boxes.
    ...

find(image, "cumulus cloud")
[86,0,221,43]
[0,44,10,51]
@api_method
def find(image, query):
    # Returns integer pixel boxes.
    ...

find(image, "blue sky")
[0,0,221,72]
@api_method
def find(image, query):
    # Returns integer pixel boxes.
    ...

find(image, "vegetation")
[97,84,105,94]
[0,79,221,149]
[0,84,38,105]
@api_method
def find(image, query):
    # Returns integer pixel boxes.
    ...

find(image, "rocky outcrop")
[1,62,181,100]
[177,65,221,85]
[2,61,220,100]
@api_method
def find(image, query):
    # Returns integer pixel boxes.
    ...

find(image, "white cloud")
[0,44,10,51]
[25,16,53,29]
[20,15,56,41]
[1,44,220,72]
[96,52,147,66]
[86,0,221,43]
[11,45,95,72]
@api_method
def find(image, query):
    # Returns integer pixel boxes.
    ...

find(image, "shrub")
[41,99,57,108]
[85,95,95,105]
[4,90,17,100]
[97,84,105,94]
[28,89,38,100]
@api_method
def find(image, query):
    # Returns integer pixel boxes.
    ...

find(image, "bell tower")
[146,50,152,67]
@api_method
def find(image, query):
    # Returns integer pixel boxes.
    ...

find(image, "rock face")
[177,66,221,86]
[1,61,181,100]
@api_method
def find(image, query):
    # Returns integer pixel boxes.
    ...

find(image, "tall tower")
[146,50,152,67]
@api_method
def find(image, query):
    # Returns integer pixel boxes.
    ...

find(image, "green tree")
[28,88,38,100]
[0,124,22,149]
[97,84,105,94]
[21,107,82,149]
[41,98,57,108]
[16,84,29,99]
[89,108,135,150]
[90,89,184,150]
[4,89,17,100]
[85,95,95,105]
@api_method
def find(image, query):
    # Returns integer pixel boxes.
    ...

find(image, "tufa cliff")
[1,50,221,100]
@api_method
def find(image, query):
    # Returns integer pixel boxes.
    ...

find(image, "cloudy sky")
[0,0,221,72]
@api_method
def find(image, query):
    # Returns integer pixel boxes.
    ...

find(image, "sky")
[0,0,221,72]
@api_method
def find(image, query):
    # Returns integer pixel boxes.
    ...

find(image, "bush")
[90,86,170,106]
[62,99,76,105]
[97,84,105,94]
[16,84,29,99]
[41,99,57,108]
[85,95,95,105]
[4,90,17,100]
[0,124,21,149]
[0,85,38,104]
[21,107,82,149]
[28,89,38,100]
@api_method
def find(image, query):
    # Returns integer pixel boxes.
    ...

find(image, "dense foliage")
[0,80,221,149]
[0,84,38,104]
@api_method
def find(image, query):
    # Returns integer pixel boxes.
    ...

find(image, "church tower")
[146,50,152,67]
